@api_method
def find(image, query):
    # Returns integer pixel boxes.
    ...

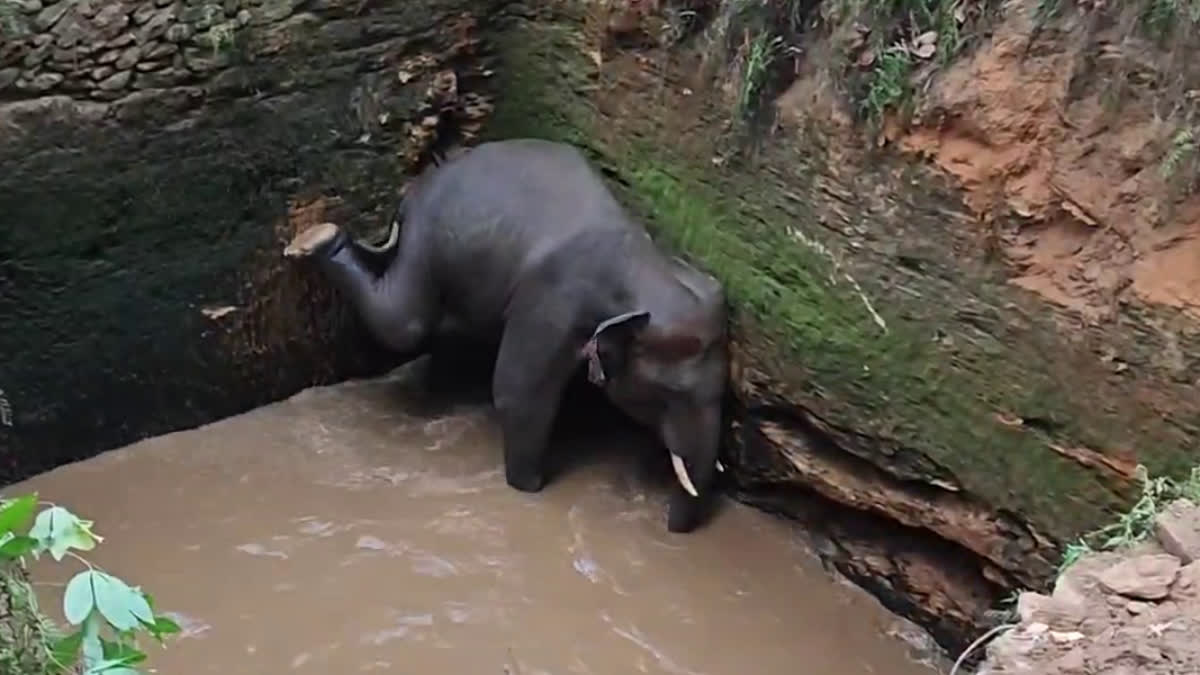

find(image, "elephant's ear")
[582,310,651,385]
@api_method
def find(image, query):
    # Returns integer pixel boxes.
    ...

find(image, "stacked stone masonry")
[0,0,500,482]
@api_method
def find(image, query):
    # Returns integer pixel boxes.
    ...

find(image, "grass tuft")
[1056,465,1200,575]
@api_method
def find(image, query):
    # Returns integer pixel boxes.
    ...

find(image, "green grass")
[859,46,913,124]
[1055,464,1200,574]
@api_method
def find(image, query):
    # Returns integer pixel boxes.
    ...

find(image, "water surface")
[16,367,943,674]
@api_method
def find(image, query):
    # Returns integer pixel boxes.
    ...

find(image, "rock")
[136,7,175,43]
[90,66,114,81]
[97,69,132,91]
[1169,561,1200,600]
[144,42,178,60]
[132,2,160,25]
[1097,554,1181,600]
[97,49,121,65]
[1125,600,1151,614]
[1016,591,1086,628]
[1154,499,1200,564]
[12,0,43,13]
[166,23,193,43]
[1055,647,1087,673]
[249,0,300,25]
[0,67,20,89]
[23,41,52,67]
[115,45,141,70]
[32,1,71,31]
[29,71,63,91]
[135,60,167,72]
[92,4,132,41]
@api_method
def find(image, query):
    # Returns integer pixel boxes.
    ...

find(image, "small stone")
[1169,560,1200,600]
[248,0,299,25]
[135,60,166,72]
[13,0,42,13]
[32,33,52,46]
[0,67,20,89]
[73,0,99,17]
[97,49,120,65]
[223,0,241,14]
[235,8,250,26]
[32,1,71,31]
[91,3,131,40]
[132,2,159,24]
[1125,600,1151,614]
[22,42,52,67]
[106,33,136,49]
[137,10,175,43]
[1055,647,1087,673]
[97,69,131,91]
[90,66,114,80]
[1154,499,1200,564]
[1016,592,1085,629]
[144,42,178,59]
[115,45,141,70]
[1097,553,1181,600]
[166,23,193,42]
[29,71,63,90]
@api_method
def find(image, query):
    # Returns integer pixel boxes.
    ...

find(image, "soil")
[976,499,1200,674]
[890,1,1200,324]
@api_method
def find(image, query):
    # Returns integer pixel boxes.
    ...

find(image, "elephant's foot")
[504,464,546,493]
[284,222,341,258]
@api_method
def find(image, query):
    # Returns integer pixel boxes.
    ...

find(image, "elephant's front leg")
[491,311,580,493]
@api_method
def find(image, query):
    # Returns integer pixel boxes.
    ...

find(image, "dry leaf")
[912,41,936,59]
[915,30,938,46]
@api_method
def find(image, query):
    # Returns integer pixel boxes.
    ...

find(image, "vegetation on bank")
[1055,465,1200,575]
[0,494,179,674]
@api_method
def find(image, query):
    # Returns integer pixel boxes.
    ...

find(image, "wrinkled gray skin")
[284,138,729,533]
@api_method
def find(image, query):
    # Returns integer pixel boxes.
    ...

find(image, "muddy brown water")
[13,365,944,674]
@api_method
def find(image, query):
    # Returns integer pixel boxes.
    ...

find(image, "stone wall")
[0,0,501,482]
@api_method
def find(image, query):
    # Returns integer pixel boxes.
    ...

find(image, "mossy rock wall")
[481,3,1200,652]
[0,0,503,481]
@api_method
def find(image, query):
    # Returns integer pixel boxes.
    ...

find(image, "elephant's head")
[581,308,729,533]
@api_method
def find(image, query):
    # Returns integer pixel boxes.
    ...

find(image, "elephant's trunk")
[309,225,424,354]
[662,399,723,533]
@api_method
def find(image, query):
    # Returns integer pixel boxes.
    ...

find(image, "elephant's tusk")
[716,460,725,473]
[671,453,699,498]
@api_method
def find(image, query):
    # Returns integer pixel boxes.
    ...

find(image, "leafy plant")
[0,493,180,674]
[1056,464,1200,574]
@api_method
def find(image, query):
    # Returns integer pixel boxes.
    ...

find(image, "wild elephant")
[283,138,729,533]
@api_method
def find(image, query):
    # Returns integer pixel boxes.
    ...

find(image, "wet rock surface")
[978,499,1200,674]
[0,0,500,481]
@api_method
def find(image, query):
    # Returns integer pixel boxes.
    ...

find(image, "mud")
[12,363,942,674]
[978,499,1200,674]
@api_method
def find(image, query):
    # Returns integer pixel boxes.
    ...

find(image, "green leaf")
[32,506,103,561]
[0,534,38,557]
[49,629,84,667]
[64,571,98,625]
[153,615,181,635]
[99,637,147,665]
[0,493,38,536]
[93,572,142,631]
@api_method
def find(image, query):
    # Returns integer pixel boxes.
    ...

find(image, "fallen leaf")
[912,41,936,59]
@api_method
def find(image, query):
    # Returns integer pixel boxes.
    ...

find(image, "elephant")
[283,138,729,533]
